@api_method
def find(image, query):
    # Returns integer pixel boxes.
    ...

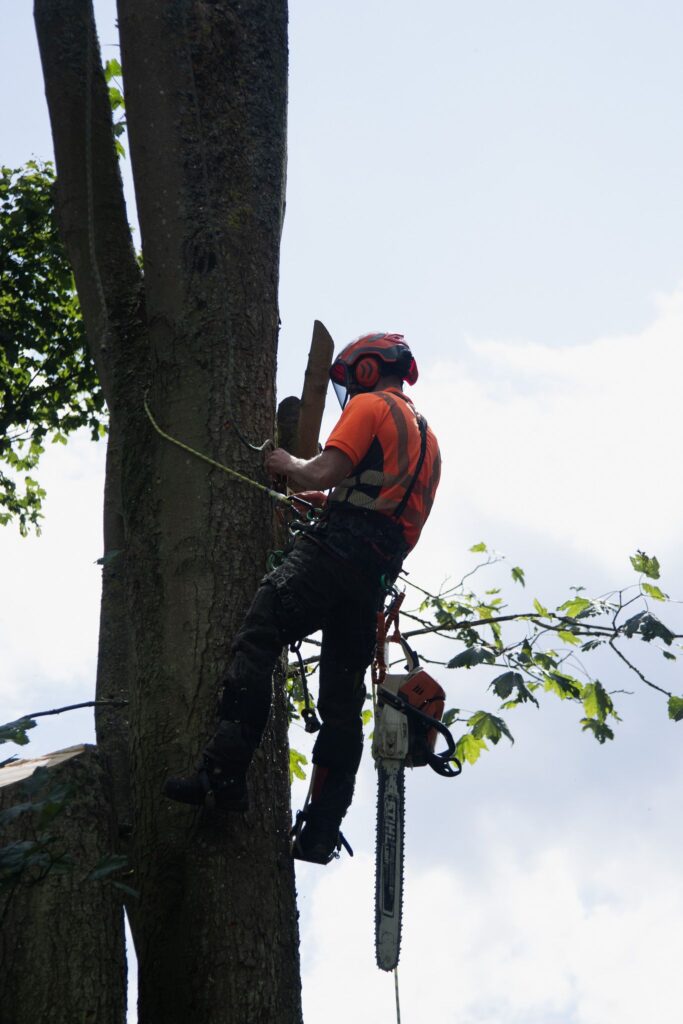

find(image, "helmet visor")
[332,379,349,409]
[330,358,351,409]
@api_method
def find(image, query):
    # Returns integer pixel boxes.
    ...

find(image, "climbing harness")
[372,591,405,690]
[289,640,321,734]
[371,594,461,972]
[392,413,427,521]
[267,499,323,571]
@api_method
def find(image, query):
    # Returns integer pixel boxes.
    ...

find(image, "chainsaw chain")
[374,762,405,971]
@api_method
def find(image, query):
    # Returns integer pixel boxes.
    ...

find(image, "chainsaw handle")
[377,688,462,778]
[425,715,462,777]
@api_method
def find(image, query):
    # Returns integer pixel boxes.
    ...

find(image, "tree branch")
[14,699,129,723]
[608,640,672,698]
[34,0,143,407]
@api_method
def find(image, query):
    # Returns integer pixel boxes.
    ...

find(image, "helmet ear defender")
[353,356,381,389]
[330,333,419,408]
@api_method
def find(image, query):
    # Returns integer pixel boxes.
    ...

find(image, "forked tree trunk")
[34,1,300,1021]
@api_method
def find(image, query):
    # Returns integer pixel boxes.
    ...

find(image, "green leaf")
[468,710,514,745]
[0,839,57,883]
[489,671,522,700]
[104,58,123,80]
[558,597,591,618]
[0,717,36,745]
[582,681,613,723]
[511,566,525,587]
[95,549,122,566]
[630,550,661,580]
[581,718,615,743]
[454,732,488,765]
[667,696,683,722]
[642,582,668,602]
[111,880,139,898]
[0,801,36,826]
[543,672,583,700]
[622,612,674,645]
[531,650,557,671]
[557,629,581,645]
[289,747,308,783]
[500,677,539,709]
[533,598,550,618]
[87,853,129,882]
[469,541,487,553]
[662,651,676,661]
[442,707,459,727]
[447,647,496,669]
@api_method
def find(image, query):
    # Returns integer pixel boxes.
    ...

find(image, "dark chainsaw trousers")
[217,534,386,776]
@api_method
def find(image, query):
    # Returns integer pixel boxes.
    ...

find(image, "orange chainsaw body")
[397,669,446,764]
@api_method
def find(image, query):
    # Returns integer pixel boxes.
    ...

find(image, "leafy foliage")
[86,852,137,897]
[0,766,134,896]
[630,551,660,579]
[104,59,127,158]
[289,747,308,783]
[622,611,674,645]
[0,768,73,888]
[408,546,680,769]
[0,717,37,745]
[447,646,496,669]
[668,696,683,722]
[5,544,678,791]
[277,546,681,777]
[0,161,105,533]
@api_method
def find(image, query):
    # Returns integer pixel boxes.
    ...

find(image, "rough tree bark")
[0,748,126,1024]
[32,1,299,1021]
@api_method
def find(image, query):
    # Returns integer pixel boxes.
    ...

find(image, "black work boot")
[164,721,257,811]
[292,767,355,865]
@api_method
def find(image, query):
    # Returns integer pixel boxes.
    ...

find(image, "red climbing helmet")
[329,333,418,408]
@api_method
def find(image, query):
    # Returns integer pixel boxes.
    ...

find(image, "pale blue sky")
[282,0,683,367]
[2,4,682,1022]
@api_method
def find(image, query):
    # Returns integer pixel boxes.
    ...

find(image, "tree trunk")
[36,0,297,1016]
[94,415,134,849]
[0,747,126,1024]
[34,0,143,996]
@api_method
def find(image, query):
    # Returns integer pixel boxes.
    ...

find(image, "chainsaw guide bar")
[375,761,405,971]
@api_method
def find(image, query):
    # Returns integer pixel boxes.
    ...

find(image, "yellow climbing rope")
[144,398,292,506]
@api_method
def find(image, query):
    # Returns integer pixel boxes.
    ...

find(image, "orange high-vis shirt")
[325,387,441,551]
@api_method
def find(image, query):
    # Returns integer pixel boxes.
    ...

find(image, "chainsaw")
[372,626,461,972]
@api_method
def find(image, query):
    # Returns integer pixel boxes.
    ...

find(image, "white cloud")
[301,833,683,1024]
[0,431,105,724]
[416,287,683,579]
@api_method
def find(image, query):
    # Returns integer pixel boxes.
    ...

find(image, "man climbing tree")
[166,333,442,864]
[3,3,681,1022]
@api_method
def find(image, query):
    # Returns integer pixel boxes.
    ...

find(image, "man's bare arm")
[265,446,353,491]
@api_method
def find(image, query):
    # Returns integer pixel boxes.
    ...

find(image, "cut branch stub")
[277,395,301,456]
[297,320,335,459]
